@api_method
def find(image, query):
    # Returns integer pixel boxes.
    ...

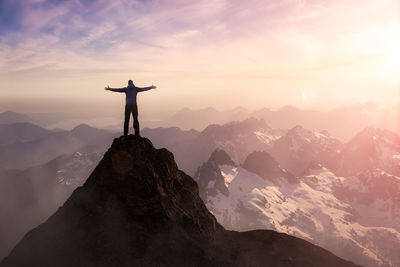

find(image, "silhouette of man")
[105,80,156,136]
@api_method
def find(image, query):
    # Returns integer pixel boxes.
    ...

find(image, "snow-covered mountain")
[335,168,400,231]
[269,125,341,176]
[336,127,400,176]
[158,103,397,141]
[195,149,400,267]
[182,117,284,175]
[243,151,296,184]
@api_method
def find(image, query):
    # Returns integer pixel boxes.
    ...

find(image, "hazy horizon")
[0,98,397,121]
[0,96,397,112]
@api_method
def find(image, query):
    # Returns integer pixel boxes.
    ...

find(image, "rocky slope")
[1,136,357,267]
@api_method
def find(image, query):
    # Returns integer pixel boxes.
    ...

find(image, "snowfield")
[196,126,400,267]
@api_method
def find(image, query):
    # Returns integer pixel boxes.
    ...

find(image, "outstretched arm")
[136,85,156,92]
[105,85,126,92]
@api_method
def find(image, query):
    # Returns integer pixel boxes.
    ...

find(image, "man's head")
[128,80,133,86]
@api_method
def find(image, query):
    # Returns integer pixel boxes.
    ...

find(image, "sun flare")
[378,24,400,79]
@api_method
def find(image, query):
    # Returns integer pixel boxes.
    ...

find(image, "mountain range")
[0,123,54,146]
[143,118,284,175]
[0,135,358,267]
[195,125,400,267]
[153,103,397,141]
[0,114,399,265]
[0,123,113,170]
[0,111,33,125]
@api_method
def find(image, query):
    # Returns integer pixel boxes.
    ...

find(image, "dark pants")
[124,104,139,136]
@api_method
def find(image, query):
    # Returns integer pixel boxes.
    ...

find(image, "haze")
[1,0,399,115]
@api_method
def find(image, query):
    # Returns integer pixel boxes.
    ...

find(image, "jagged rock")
[194,149,234,199]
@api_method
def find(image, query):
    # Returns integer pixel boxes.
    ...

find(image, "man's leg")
[124,104,131,136]
[133,104,140,136]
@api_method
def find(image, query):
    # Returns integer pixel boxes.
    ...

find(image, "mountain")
[162,107,251,131]
[243,151,296,184]
[336,127,400,176]
[0,151,102,259]
[140,118,284,176]
[0,124,113,169]
[162,103,397,141]
[141,127,200,176]
[141,126,199,153]
[0,111,33,125]
[269,125,341,176]
[0,123,52,146]
[196,150,400,267]
[194,149,237,201]
[335,168,400,231]
[181,117,284,175]
[252,106,325,133]
[141,127,200,148]
[1,135,357,267]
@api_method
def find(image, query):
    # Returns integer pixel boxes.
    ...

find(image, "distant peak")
[230,106,249,113]
[287,125,309,136]
[279,105,300,112]
[243,151,279,168]
[227,117,269,129]
[292,124,306,131]
[208,149,235,166]
[0,110,32,123]
[179,107,192,112]
[243,151,297,183]
[202,106,217,112]
[351,126,400,146]
[72,123,92,130]
[361,126,376,133]
[2,111,17,115]
[286,125,332,141]
[355,126,383,140]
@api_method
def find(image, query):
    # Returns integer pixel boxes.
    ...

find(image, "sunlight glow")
[378,24,400,80]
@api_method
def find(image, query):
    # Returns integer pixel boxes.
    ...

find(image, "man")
[105,80,156,136]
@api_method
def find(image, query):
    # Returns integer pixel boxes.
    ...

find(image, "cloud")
[1,0,397,72]
[0,0,399,111]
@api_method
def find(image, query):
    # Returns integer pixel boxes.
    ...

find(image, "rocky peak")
[194,149,233,198]
[337,127,400,176]
[243,151,297,184]
[286,125,332,143]
[208,149,236,166]
[200,117,269,137]
[2,135,223,266]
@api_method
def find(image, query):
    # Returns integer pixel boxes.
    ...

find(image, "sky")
[0,0,400,116]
